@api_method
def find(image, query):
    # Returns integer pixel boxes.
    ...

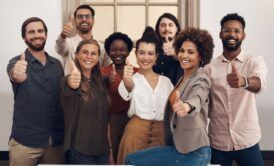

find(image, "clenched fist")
[11,53,27,83]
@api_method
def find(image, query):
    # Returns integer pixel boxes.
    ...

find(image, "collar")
[24,49,53,64]
[217,50,246,63]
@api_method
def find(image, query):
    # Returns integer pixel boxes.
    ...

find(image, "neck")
[138,68,154,77]
[223,47,241,61]
[78,31,93,40]
[183,67,198,80]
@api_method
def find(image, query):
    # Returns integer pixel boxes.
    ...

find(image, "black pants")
[65,148,109,165]
[211,143,264,166]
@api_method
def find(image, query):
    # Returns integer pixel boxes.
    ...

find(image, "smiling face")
[109,39,129,67]
[136,42,157,71]
[220,20,245,51]
[177,40,201,73]
[76,43,99,75]
[75,9,94,34]
[23,21,47,51]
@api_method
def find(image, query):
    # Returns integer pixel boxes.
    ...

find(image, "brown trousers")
[9,138,63,166]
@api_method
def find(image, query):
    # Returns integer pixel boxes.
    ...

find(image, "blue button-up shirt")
[7,49,64,148]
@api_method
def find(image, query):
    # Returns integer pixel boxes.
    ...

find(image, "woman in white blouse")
[117,27,174,164]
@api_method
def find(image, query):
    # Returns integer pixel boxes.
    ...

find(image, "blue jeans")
[65,148,109,165]
[125,146,211,166]
[211,143,264,166]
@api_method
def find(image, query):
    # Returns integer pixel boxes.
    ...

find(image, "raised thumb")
[20,53,26,61]
[174,90,180,102]
[231,61,237,74]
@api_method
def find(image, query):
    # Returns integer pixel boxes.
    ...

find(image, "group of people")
[7,4,267,166]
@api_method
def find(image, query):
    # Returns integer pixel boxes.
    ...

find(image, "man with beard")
[56,4,111,75]
[205,13,267,166]
[153,13,183,85]
[7,17,64,165]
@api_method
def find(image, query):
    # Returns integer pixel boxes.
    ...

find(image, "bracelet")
[243,76,249,88]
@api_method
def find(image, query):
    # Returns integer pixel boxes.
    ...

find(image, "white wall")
[200,0,274,150]
[0,0,62,150]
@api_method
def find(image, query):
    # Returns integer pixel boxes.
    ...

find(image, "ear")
[219,31,222,39]
[242,32,246,40]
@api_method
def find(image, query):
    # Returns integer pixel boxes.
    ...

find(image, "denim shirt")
[7,49,64,148]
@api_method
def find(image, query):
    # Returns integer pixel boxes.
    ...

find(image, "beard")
[25,38,46,51]
[222,38,242,51]
[76,22,92,34]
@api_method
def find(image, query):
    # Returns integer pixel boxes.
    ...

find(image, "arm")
[55,35,69,57]
[182,75,211,116]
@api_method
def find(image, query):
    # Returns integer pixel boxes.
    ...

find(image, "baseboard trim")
[0,151,8,160]
[262,151,274,160]
[1,150,273,160]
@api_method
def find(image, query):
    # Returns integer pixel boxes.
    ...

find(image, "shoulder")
[192,69,211,85]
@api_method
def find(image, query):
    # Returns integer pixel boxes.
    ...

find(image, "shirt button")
[161,62,164,65]
[161,72,164,75]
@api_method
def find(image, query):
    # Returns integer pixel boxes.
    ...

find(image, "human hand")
[12,53,27,83]
[68,62,81,89]
[163,35,175,56]
[109,64,117,84]
[171,90,190,117]
[61,14,74,39]
[226,61,245,88]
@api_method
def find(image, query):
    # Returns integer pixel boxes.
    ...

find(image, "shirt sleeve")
[118,80,132,101]
[55,35,69,57]
[248,56,267,93]
[60,76,81,96]
[184,74,211,116]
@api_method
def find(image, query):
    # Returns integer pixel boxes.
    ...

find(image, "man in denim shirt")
[7,17,64,166]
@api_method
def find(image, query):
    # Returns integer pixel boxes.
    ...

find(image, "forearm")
[246,76,261,93]
[55,35,68,56]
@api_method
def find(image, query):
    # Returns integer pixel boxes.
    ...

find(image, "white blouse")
[118,73,174,121]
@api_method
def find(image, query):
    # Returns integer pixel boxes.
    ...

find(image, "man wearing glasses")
[205,13,267,166]
[55,5,111,75]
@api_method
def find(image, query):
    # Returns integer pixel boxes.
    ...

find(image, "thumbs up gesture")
[11,53,28,83]
[163,35,175,56]
[109,64,117,84]
[68,62,81,89]
[61,14,74,39]
[123,59,134,91]
[226,61,245,88]
[170,90,191,117]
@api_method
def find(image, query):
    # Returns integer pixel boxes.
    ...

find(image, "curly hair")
[173,27,214,67]
[104,32,133,55]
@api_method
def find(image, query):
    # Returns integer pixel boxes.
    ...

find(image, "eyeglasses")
[222,28,243,34]
[76,14,93,20]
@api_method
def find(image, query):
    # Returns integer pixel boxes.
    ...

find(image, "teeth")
[227,39,236,44]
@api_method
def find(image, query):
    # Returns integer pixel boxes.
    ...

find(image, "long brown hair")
[74,39,107,101]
